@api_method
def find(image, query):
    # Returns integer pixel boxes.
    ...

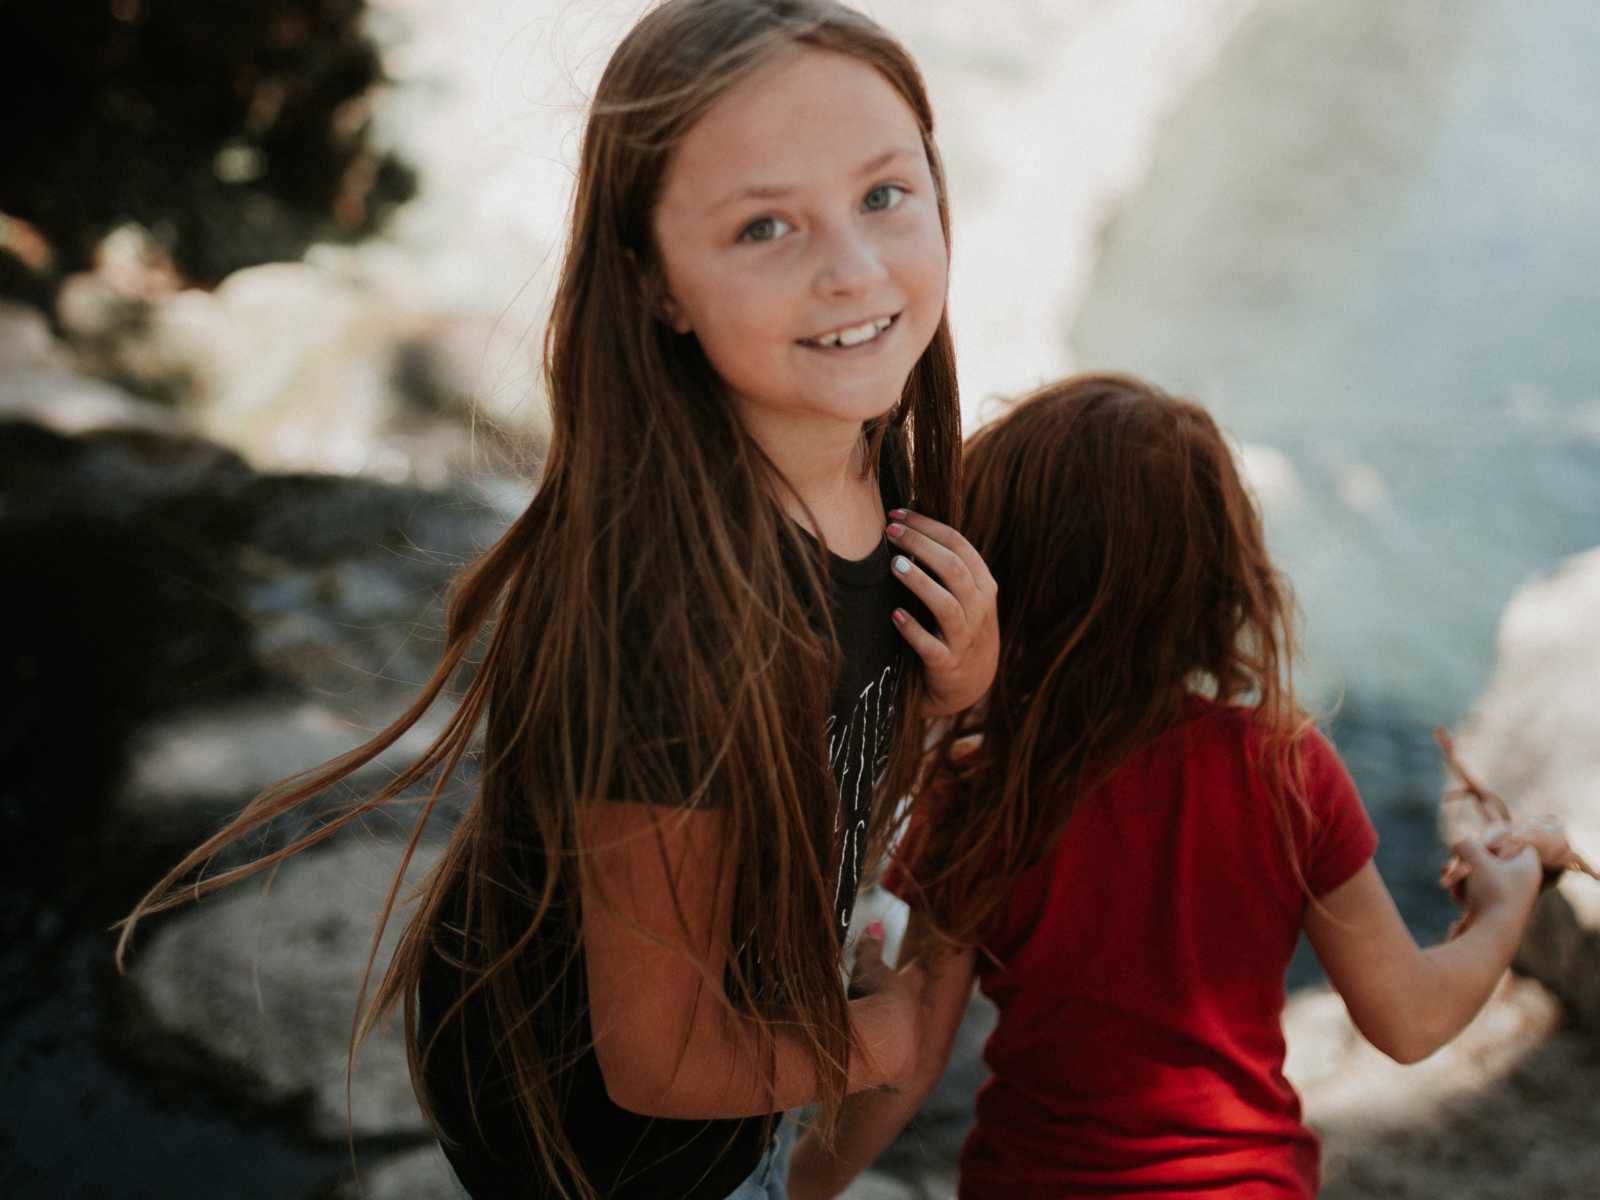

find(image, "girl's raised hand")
[886,509,999,717]
[1441,835,1542,938]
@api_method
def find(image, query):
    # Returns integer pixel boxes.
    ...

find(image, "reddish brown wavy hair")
[904,373,1313,946]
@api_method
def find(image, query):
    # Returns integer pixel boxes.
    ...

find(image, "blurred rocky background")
[2,0,1598,1197]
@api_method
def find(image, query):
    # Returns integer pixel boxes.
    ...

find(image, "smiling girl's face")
[652,47,949,454]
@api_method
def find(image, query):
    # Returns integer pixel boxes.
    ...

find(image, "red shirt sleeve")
[1299,727,1380,897]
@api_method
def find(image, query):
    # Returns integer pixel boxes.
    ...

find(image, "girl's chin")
[730,381,912,433]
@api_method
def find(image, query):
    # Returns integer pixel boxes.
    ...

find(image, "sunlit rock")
[1446,546,1600,1029]
[113,698,464,859]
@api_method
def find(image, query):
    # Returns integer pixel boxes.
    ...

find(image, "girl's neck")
[747,411,885,560]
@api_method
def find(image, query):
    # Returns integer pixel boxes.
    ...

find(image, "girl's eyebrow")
[708,145,921,215]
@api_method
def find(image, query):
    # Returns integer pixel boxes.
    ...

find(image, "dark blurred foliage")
[0,0,416,310]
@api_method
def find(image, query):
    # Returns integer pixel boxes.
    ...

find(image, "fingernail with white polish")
[892,555,912,575]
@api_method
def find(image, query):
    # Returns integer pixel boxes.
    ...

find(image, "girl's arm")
[787,916,978,1200]
[581,802,926,1120]
[1305,837,1541,1064]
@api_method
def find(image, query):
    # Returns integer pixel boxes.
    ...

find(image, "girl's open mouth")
[798,313,899,349]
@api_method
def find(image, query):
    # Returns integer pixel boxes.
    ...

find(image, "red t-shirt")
[891,700,1377,1199]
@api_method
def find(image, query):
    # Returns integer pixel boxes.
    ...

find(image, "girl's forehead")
[655,47,925,220]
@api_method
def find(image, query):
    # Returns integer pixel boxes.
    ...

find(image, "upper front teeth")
[815,316,893,347]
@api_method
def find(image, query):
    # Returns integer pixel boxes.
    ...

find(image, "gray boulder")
[112,695,463,860]
[330,1145,466,1200]
[118,837,441,1142]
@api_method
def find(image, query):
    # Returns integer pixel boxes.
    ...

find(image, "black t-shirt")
[418,522,906,1200]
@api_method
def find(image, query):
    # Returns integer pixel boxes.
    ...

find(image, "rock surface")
[330,1145,466,1200]
[125,261,539,485]
[112,696,464,864]
[1446,547,1600,1029]
[0,387,499,891]
[118,838,440,1142]
[1301,981,1600,1199]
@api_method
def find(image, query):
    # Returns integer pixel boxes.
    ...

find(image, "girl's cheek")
[908,220,950,296]
[896,204,947,264]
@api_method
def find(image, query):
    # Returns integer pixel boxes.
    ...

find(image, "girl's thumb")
[855,923,886,970]
[1451,838,1491,868]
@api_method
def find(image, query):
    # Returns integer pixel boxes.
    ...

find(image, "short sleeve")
[1299,728,1380,897]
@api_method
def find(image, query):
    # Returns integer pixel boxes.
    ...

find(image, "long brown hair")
[116,1,960,1194]
[904,373,1309,946]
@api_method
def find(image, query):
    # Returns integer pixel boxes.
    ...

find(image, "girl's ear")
[633,254,693,334]
[657,292,693,335]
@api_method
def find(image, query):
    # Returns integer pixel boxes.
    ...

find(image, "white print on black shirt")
[826,664,899,934]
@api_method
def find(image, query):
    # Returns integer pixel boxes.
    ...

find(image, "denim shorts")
[723,1114,796,1200]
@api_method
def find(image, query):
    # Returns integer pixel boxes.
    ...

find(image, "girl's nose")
[813,227,889,297]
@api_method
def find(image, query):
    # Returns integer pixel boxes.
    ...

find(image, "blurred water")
[1071,0,1600,951]
[1073,0,1600,717]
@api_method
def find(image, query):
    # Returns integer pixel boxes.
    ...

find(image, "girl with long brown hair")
[788,373,1540,1199]
[116,3,1000,1197]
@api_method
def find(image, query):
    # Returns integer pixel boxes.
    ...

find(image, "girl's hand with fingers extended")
[885,508,1000,717]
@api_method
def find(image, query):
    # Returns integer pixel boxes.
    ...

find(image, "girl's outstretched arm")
[787,916,977,1200]
[582,802,926,1120]
[1305,837,1541,1065]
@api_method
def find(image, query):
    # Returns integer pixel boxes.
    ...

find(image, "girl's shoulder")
[1168,696,1346,777]
[1176,694,1323,743]
[1169,693,1257,748]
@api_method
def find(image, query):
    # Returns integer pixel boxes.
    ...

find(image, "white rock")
[1445,546,1600,1025]
[0,301,190,437]
[0,300,68,371]
[1285,975,1560,1135]
[0,365,191,438]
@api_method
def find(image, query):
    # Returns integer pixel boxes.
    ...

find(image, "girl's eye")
[863,184,908,213]
[738,215,793,244]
